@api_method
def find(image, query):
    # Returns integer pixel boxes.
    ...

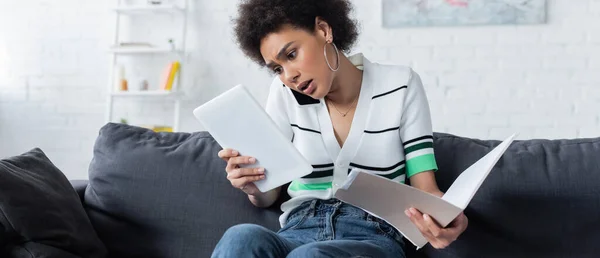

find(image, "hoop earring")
[324,41,340,72]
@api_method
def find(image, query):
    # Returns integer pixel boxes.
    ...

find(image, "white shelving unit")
[111,91,181,97]
[112,5,185,15]
[105,0,189,132]
[108,47,182,55]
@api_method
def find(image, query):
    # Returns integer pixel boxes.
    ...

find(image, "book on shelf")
[160,61,180,91]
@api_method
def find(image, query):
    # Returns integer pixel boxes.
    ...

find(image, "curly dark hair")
[233,0,359,67]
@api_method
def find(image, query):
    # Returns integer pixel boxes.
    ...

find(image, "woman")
[212,0,468,257]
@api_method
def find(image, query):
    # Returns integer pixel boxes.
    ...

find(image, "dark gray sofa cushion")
[70,180,88,203]
[0,148,107,258]
[84,123,283,258]
[422,133,600,258]
[84,123,600,258]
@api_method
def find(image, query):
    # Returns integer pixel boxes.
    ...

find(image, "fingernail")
[249,157,256,163]
[257,168,265,173]
[410,208,417,215]
[424,214,429,221]
[260,175,265,179]
[405,210,411,217]
[232,150,238,155]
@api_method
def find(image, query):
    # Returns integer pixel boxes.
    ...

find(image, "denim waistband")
[285,198,404,245]
[293,198,370,219]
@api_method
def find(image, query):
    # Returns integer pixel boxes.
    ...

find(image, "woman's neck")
[326,54,363,106]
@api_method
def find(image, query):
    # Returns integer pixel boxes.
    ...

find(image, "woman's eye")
[273,67,282,74]
[287,50,296,60]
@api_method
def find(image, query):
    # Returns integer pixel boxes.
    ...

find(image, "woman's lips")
[302,80,315,95]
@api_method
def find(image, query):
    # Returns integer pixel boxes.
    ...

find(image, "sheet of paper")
[335,171,463,249]
[335,134,516,249]
[441,134,516,209]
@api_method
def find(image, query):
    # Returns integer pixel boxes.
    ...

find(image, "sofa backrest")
[84,123,600,258]
[423,133,600,258]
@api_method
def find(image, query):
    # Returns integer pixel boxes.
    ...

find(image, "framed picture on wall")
[383,0,547,27]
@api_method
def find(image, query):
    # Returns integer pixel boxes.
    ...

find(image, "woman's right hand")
[217,148,265,195]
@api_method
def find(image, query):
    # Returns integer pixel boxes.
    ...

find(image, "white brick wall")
[1,0,599,179]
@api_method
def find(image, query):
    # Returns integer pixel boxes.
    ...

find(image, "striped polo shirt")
[265,53,438,226]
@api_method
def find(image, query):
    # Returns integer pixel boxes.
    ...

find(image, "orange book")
[160,61,180,91]
[160,63,174,90]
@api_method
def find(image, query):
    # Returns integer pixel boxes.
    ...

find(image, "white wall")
[1,0,599,179]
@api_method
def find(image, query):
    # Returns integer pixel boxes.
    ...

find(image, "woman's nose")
[283,67,299,82]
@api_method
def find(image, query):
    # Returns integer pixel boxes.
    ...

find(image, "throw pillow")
[0,148,107,258]
[84,123,283,258]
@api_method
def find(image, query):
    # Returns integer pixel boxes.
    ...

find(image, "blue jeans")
[211,199,406,258]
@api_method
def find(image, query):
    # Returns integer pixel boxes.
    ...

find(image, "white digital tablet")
[193,84,312,193]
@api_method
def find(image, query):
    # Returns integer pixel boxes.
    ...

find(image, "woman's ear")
[315,17,333,42]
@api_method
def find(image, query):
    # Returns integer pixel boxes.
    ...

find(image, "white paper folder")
[193,84,313,193]
[335,134,516,249]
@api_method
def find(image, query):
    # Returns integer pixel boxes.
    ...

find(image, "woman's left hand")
[405,207,469,249]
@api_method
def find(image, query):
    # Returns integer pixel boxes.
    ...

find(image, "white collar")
[348,52,367,70]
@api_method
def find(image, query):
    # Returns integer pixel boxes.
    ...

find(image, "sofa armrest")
[70,180,89,203]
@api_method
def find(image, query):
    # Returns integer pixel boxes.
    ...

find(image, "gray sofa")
[70,123,600,258]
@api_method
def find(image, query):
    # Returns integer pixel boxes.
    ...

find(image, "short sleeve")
[399,70,438,177]
[265,78,294,141]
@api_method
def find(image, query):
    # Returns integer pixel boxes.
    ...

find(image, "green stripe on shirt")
[289,181,332,191]
[404,142,433,155]
[406,153,438,177]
